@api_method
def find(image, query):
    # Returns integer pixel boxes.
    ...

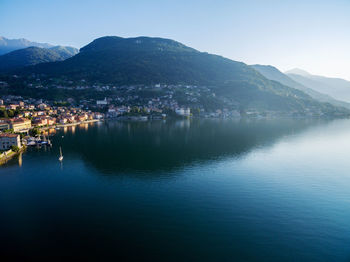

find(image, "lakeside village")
[0,95,106,164]
[1,77,331,120]
[0,90,203,164]
[1,78,337,163]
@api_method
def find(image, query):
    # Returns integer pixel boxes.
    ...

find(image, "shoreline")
[39,119,101,131]
[0,147,25,166]
[57,119,101,128]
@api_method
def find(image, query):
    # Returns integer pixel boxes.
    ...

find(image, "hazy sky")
[1,0,350,80]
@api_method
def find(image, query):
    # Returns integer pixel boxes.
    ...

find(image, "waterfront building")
[10,118,32,132]
[59,118,68,124]
[175,108,191,116]
[0,133,21,150]
[33,116,56,127]
[94,113,104,119]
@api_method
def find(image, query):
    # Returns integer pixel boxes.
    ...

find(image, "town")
[2,75,319,122]
[0,89,200,164]
[2,74,345,163]
[0,94,105,163]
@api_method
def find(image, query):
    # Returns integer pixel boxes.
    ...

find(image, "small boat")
[59,147,64,161]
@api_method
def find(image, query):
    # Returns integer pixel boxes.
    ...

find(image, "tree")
[10,145,20,152]
[30,128,41,136]
[0,108,8,118]
[7,109,15,118]
[4,129,14,133]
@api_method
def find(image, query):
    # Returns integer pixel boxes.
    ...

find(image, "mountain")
[252,65,350,109]
[0,46,78,71]
[49,46,79,59]
[10,36,350,114]
[19,36,304,86]
[0,36,54,55]
[285,68,311,77]
[286,69,350,103]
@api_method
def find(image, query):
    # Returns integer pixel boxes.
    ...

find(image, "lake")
[1,118,350,261]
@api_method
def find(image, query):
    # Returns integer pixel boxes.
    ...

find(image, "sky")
[1,0,350,80]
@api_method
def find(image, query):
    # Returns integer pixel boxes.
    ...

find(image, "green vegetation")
[10,145,20,152]
[0,107,20,118]
[53,101,71,107]
[3,129,14,133]
[0,46,78,71]
[0,36,349,116]
[30,127,41,136]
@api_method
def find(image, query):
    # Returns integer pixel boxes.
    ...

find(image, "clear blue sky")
[1,0,350,80]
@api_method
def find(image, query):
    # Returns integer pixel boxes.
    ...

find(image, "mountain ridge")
[0,36,78,56]
[252,64,350,109]
[286,70,350,103]
[2,35,348,115]
[0,46,78,71]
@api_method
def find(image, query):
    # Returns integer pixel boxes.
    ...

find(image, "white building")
[0,134,21,150]
[96,98,108,105]
[175,108,191,116]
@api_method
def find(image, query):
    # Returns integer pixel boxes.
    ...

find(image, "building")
[0,120,9,131]
[32,117,47,127]
[94,113,104,119]
[59,118,68,124]
[33,117,56,127]
[75,115,87,122]
[96,98,108,105]
[7,104,18,110]
[10,118,32,132]
[0,133,21,150]
[37,103,48,110]
[175,108,191,116]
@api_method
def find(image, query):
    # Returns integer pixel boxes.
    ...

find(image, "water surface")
[1,119,350,261]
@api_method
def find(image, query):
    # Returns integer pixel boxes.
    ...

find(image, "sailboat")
[59,147,64,161]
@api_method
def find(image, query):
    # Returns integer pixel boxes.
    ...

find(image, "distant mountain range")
[0,36,78,70]
[252,65,350,109]
[285,69,350,103]
[0,36,53,55]
[0,46,79,71]
[285,68,311,77]
[0,35,349,115]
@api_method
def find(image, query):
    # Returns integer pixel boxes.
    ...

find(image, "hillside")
[8,36,350,114]
[25,36,260,85]
[286,69,350,103]
[49,46,79,59]
[0,46,78,71]
[252,65,350,109]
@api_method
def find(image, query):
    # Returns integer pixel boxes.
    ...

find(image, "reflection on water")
[48,118,327,175]
[1,119,328,172]
[2,118,350,261]
[18,152,22,167]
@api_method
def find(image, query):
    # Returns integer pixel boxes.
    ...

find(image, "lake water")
[1,118,350,261]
